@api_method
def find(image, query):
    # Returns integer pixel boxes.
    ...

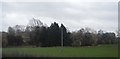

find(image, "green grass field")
[2,44,118,57]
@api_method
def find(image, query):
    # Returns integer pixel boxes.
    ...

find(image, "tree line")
[2,19,118,47]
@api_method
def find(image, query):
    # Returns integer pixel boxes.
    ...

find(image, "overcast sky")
[0,0,118,33]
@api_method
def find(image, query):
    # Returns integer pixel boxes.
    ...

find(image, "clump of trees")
[71,28,117,47]
[2,18,118,47]
[28,22,72,47]
[7,26,23,46]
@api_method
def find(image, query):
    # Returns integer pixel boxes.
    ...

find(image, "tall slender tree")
[47,22,61,46]
[61,24,72,46]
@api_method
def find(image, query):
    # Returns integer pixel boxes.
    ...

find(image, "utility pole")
[61,27,63,47]
[61,27,63,52]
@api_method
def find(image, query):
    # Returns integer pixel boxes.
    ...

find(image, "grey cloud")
[1,2,118,32]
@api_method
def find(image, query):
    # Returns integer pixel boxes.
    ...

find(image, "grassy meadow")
[2,44,118,57]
